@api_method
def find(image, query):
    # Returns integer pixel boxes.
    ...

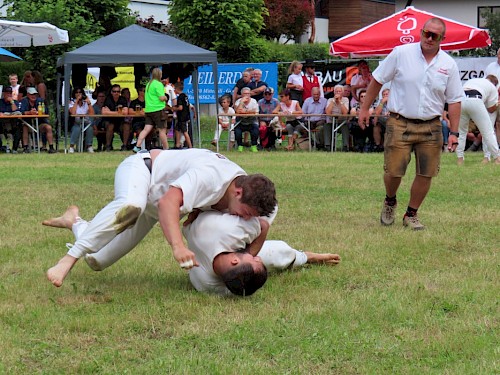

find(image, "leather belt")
[464,89,482,99]
[138,150,152,173]
[390,113,440,124]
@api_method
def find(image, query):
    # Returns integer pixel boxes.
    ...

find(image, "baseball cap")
[3,86,13,93]
[264,87,274,94]
[27,87,38,95]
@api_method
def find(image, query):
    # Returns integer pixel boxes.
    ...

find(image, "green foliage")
[168,0,266,62]
[262,0,315,43]
[458,11,500,57]
[3,0,135,93]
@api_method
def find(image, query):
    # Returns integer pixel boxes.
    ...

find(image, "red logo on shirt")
[437,68,448,75]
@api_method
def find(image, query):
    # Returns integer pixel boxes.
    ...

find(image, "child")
[172,82,193,149]
[212,96,235,149]
[9,73,20,101]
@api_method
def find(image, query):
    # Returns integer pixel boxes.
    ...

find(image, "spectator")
[92,75,112,100]
[286,61,304,105]
[129,85,147,148]
[273,88,304,151]
[20,70,33,88]
[302,59,324,102]
[372,88,390,152]
[257,87,279,151]
[20,87,56,153]
[134,68,169,152]
[102,84,129,151]
[0,86,21,153]
[485,49,500,146]
[68,87,95,153]
[349,89,374,152]
[212,95,236,149]
[248,68,268,102]
[232,68,253,105]
[325,85,349,151]
[9,73,20,101]
[92,90,107,152]
[441,104,450,152]
[350,60,372,107]
[342,84,353,110]
[234,87,259,152]
[32,71,48,101]
[172,82,193,149]
[302,86,327,149]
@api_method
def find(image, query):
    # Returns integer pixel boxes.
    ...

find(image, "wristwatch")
[449,131,459,137]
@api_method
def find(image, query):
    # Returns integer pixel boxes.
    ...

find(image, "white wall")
[299,18,330,44]
[128,0,170,24]
[395,0,500,27]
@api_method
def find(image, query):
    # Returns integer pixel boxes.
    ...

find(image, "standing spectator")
[0,86,20,153]
[9,73,20,101]
[456,75,499,165]
[302,87,327,149]
[349,90,374,152]
[68,87,95,153]
[286,61,304,105]
[234,87,259,152]
[212,95,236,149]
[359,17,463,230]
[20,70,33,88]
[232,68,253,105]
[257,87,279,150]
[350,60,372,107]
[248,69,268,102]
[92,90,107,152]
[172,82,193,149]
[121,87,133,149]
[129,85,147,148]
[102,84,129,151]
[273,89,304,151]
[20,87,56,153]
[32,71,48,101]
[372,88,390,152]
[302,59,324,102]
[134,68,169,152]
[92,75,112,100]
[325,85,349,151]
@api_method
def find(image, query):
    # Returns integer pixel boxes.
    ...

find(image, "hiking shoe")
[48,148,57,154]
[87,146,94,153]
[380,200,397,226]
[403,214,425,230]
[250,145,258,153]
[105,145,113,152]
[237,146,243,152]
[68,147,75,154]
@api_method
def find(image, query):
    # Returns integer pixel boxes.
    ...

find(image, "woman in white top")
[286,60,304,105]
[68,87,95,153]
[273,89,304,150]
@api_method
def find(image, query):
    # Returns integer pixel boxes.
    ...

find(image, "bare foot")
[494,157,500,165]
[305,252,341,265]
[47,255,78,287]
[481,158,489,165]
[457,157,464,166]
[42,205,79,229]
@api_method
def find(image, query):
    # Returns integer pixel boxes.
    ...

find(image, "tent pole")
[56,72,61,150]
[63,64,71,153]
[212,62,219,152]
[192,68,201,148]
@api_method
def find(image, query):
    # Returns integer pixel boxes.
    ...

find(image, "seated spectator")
[102,84,129,151]
[372,88,390,152]
[302,87,327,149]
[129,85,147,148]
[286,61,304,105]
[249,68,268,102]
[234,87,259,152]
[9,73,20,101]
[257,87,279,150]
[0,86,21,153]
[19,87,56,153]
[349,89,374,152]
[273,89,304,151]
[325,85,349,151]
[92,90,107,152]
[212,95,236,149]
[343,84,353,108]
[68,87,95,153]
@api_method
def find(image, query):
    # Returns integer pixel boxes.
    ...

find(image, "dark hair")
[279,88,291,97]
[235,174,277,217]
[220,258,268,296]
[72,87,85,98]
[486,74,498,87]
[111,84,121,91]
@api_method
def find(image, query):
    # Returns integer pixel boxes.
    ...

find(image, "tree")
[261,0,314,44]
[2,0,135,92]
[168,0,267,62]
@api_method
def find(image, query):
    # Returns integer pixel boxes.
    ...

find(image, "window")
[478,6,500,28]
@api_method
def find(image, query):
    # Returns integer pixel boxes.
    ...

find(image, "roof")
[58,24,217,66]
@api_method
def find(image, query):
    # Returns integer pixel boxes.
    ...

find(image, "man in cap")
[257,86,280,150]
[19,87,56,153]
[302,59,324,102]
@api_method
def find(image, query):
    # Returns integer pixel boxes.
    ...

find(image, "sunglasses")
[421,29,444,42]
[264,92,272,95]
[112,90,120,93]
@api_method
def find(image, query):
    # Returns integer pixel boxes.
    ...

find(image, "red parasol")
[330,6,491,58]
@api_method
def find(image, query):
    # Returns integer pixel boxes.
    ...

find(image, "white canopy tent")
[0,20,69,47]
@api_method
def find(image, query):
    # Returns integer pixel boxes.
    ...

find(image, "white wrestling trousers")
[67,155,157,261]
[457,98,499,160]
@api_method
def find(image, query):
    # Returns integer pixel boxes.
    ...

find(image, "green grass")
[0,150,498,374]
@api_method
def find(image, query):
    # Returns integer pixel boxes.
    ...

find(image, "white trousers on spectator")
[213,123,235,142]
[67,154,157,260]
[457,98,499,160]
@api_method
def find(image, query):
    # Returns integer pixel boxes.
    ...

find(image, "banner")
[454,57,496,82]
[183,63,278,104]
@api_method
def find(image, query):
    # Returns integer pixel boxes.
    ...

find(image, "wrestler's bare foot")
[481,157,489,165]
[305,252,341,265]
[47,255,78,287]
[42,205,79,229]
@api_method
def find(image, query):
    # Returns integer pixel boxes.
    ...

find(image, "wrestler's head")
[218,252,268,296]
[229,174,277,218]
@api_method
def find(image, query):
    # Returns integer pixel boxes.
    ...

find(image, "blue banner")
[184,63,278,104]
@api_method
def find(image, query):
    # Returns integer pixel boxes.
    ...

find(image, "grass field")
[0,149,498,374]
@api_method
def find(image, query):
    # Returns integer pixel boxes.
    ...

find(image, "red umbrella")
[330,6,491,58]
